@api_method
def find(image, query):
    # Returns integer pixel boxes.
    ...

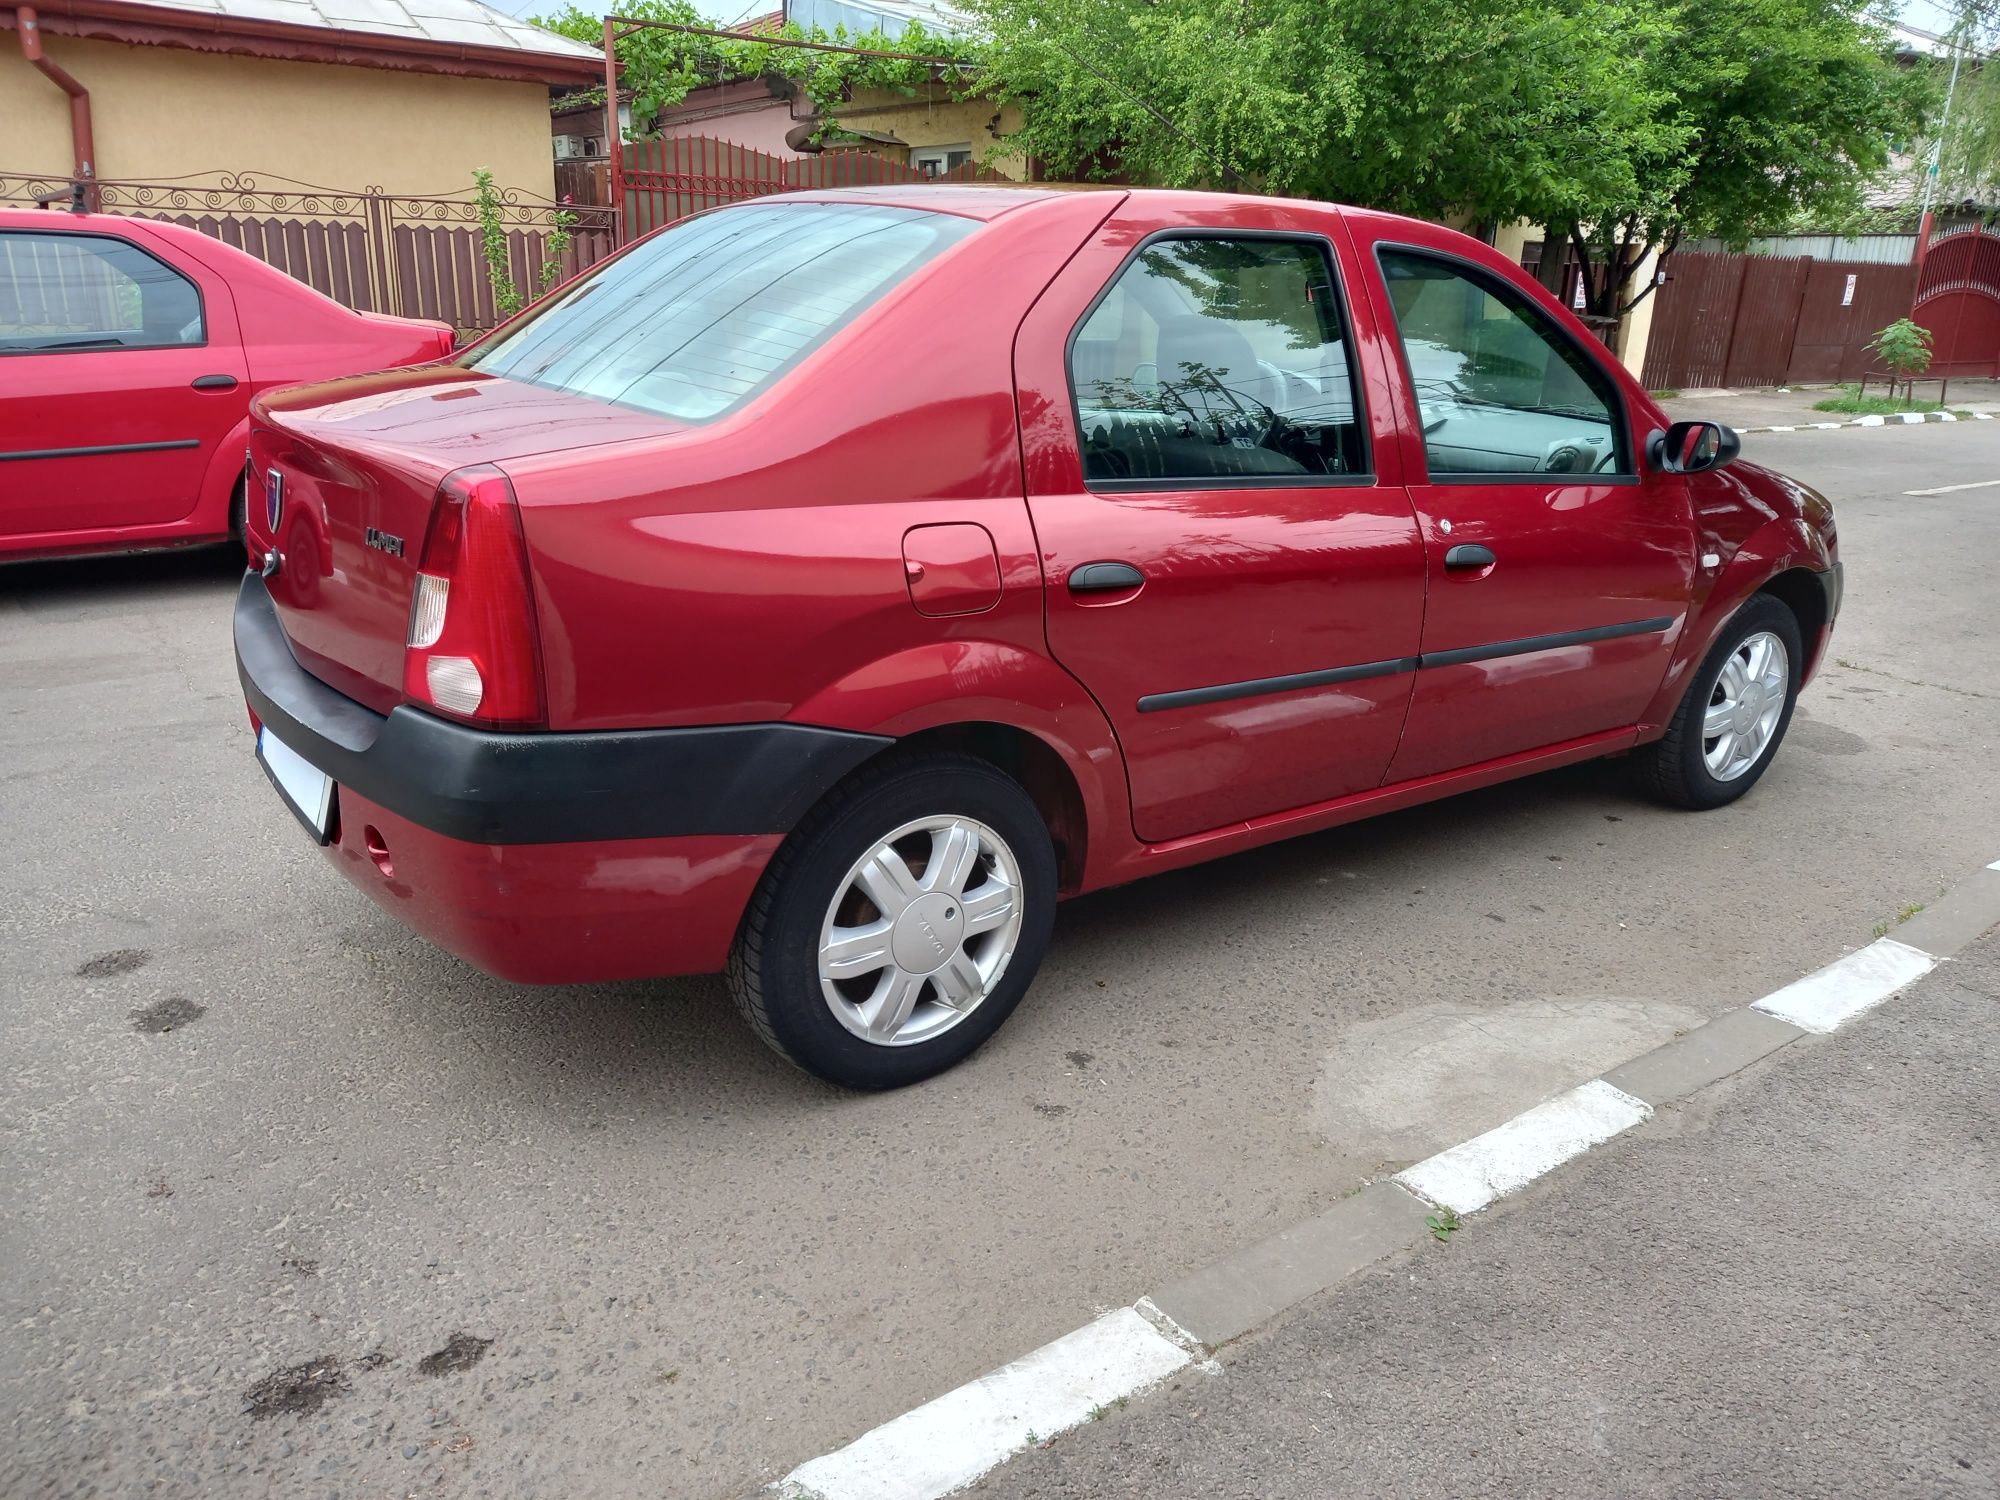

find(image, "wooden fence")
[1,172,618,334]
[615,135,1011,237]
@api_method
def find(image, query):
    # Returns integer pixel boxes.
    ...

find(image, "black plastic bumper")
[232,572,891,845]
[1820,560,1844,625]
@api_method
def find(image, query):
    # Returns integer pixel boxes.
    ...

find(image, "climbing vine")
[532,0,973,140]
[474,168,576,320]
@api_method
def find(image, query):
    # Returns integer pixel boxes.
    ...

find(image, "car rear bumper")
[232,571,888,979]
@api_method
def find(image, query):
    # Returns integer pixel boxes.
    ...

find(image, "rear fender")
[196,415,253,544]
[790,641,1134,890]
[1640,515,1831,733]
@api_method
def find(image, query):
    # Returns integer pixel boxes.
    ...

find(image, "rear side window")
[463,201,977,422]
[1070,235,1367,486]
[0,231,204,353]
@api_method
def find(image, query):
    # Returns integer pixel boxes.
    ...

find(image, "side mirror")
[1648,420,1741,475]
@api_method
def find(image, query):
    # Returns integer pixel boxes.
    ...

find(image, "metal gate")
[1915,225,2000,380]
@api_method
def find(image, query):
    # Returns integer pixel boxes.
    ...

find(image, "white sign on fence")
[1842,273,1857,307]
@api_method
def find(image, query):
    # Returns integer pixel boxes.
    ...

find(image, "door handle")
[1068,561,1145,593]
[191,374,239,391]
[1444,543,1496,570]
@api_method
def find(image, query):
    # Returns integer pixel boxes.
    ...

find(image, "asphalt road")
[3,421,1997,1499]
[974,927,2000,1500]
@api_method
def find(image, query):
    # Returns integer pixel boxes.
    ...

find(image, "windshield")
[462,200,978,423]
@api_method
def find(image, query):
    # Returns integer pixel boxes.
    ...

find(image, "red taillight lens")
[402,464,545,730]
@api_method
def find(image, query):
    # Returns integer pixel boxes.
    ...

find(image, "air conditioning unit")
[552,135,589,161]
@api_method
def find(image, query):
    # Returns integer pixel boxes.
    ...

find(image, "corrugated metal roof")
[785,0,974,41]
[122,0,599,60]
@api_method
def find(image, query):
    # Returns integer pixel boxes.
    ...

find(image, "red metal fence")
[1641,238,2000,390]
[1,171,618,333]
[615,136,1011,237]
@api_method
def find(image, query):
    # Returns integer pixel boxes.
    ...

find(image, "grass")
[1873,901,1926,939]
[1810,384,1971,417]
[1426,1208,1461,1243]
[1649,388,1683,400]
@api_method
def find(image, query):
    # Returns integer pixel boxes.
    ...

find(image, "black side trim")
[1818,560,1844,624]
[233,573,891,845]
[1138,657,1417,713]
[1418,616,1674,670]
[0,438,201,462]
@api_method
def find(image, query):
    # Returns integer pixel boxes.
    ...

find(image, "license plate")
[257,726,335,844]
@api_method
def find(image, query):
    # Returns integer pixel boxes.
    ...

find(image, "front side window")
[1379,249,1628,478]
[463,200,976,423]
[0,232,204,353]
[1071,236,1367,485]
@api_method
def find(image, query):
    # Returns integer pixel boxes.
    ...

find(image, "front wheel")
[1633,594,1803,809]
[726,752,1057,1089]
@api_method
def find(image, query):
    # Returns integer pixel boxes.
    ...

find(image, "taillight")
[402,464,545,729]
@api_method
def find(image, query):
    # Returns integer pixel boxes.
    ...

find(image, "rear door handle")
[191,374,239,391]
[1444,543,1496,570]
[1068,561,1145,593]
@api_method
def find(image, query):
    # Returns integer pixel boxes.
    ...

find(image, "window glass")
[0,232,204,352]
[1071,237,1366,484]
[464,200,976,423]
[1378,249,1628,477]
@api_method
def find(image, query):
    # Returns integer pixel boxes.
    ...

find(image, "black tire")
[726,751,1058,1090]
[1633,593,1803,810]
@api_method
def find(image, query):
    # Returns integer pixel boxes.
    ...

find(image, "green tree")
[531,0,965,138]
[1555,0,1935,324]
[967,0,1684,233]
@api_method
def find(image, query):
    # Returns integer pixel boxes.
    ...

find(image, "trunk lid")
[248,366,677,712]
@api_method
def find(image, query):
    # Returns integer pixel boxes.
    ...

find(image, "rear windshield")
[461,200,977,422]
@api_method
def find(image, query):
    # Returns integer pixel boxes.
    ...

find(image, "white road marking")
[1394,1080,1651,1216]
[778,1308,1189,1500]
[1768,424,1796,432]
[1751,938,1936,1034]
[1988,857,2000,871]
[1905,478,2000,496]
[1855,415,1886,426]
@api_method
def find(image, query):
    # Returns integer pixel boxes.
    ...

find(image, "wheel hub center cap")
[890,893,965,975]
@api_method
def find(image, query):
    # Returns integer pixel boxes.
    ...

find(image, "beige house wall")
[835,89,1029,179]
[1,36,557,201]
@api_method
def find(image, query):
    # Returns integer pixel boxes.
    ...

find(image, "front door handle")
[191,374,239,391]
[1068,561,1146,593]
[1444,543,1496,570]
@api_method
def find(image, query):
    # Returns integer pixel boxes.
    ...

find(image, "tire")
[1633,594,1803,810]
[726,751,1058,1090]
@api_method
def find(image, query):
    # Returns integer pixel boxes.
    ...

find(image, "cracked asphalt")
[3,421,1997,1498]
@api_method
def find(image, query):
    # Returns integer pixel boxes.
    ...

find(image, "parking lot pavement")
[971,924,2000,1500]
[2,420,1998,1499]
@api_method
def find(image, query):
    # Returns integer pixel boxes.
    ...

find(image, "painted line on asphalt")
[771,856,2000,1498]
[1751,937,1937,1034]
[1740,411,1998,435]
[1394,1080,1652,1215]
[1905,478,2000,495]
[777,1309,1189,1500]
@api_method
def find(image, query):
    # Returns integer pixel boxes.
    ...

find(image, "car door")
[1014,201,1426,843]
[0,226,248,541]
[1342,227,1697,781]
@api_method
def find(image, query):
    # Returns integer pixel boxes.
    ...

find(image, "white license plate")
[257,726,335,844]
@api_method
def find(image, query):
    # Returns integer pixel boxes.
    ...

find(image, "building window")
[911,145,974,180]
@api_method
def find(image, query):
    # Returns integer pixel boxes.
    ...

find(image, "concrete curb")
[1745,410,1997,434]
[767,854,2000,1499]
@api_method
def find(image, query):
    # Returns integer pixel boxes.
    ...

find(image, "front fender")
[790,640,1133,888]
[1639,514,1832,733]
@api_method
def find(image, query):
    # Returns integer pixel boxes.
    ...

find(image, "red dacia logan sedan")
[1,207,453,562]
[234,187,1841,1088]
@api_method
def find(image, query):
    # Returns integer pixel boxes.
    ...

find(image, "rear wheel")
[1633,594,1802,809]
[727,752,1057,1089]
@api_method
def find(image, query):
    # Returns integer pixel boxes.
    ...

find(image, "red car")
[234,188,1840,1088]
[0,207,453,561]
